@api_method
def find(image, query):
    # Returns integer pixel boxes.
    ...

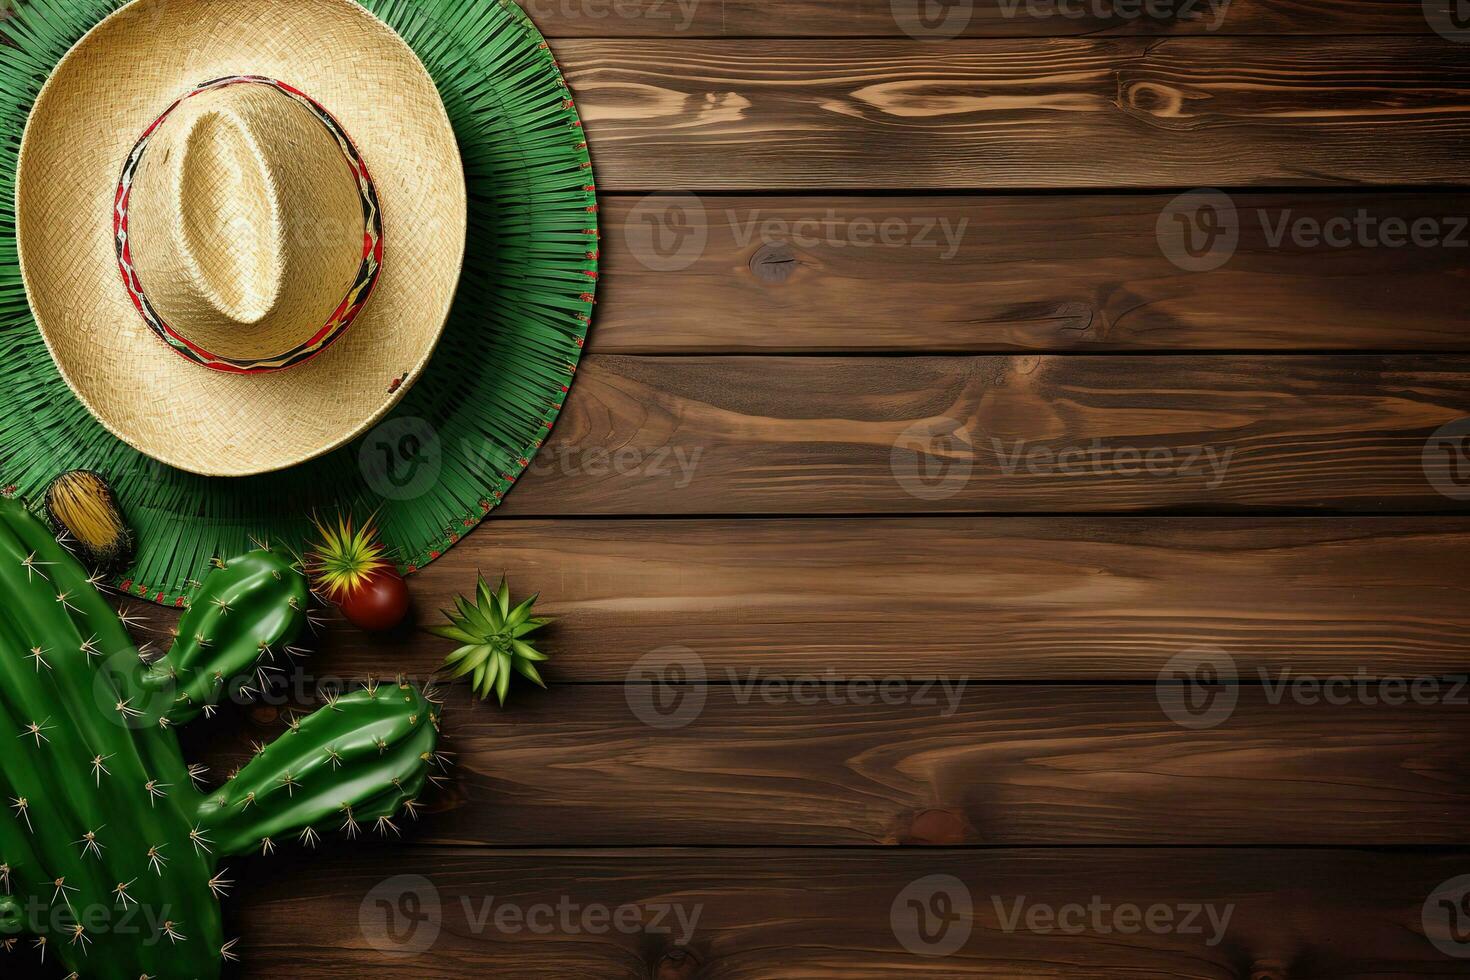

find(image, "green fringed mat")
[0,0,597,606]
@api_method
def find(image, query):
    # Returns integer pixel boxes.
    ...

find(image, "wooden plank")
[215,848,1470,977]
[596,192,1470,353]
[188,685,1470,846]
[480,353,1470,516]
[563,37,1470,189]
[0,0,1443,39]
[128,518,1470,681]
[526,0,1447,37]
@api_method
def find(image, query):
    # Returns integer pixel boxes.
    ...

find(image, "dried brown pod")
[44,470,135,571]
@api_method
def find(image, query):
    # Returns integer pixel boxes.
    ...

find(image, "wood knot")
[1114,75,1204,130]
[654,947,701,980]
[249,704,280,726]
[1248,958,1288,980]
[749,242,798,284]
[893,807,973,845]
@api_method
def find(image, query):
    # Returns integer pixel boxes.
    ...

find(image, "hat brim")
[16,0,467,476]
[0,0,597,609]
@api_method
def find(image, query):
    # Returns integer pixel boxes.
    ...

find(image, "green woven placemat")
[0,0,597,606]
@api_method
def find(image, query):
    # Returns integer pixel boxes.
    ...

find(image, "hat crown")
[123,81,368,365]
[176,106,286,326]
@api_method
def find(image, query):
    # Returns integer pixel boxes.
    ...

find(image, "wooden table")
[83,2,1470,977]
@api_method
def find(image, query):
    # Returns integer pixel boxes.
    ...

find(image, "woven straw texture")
[120,78,387,373]
[18,0,467,474]
[0,0,598,605]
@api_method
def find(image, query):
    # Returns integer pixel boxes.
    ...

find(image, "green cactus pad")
[0,499,441,978]
[143,549,310,724]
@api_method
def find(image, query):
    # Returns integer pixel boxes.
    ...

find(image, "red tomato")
[337,569,411,632]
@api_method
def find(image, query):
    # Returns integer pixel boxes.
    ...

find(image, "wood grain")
[131,518,1470,681]
[526,0,1449,37]
[214,848,1470,978]
[563,37,1470,189]
[597,193,1470,353]
[480,354,1470,515]
[188,685,1470,846]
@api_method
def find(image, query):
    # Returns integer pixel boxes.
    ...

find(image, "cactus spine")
[0,499,440,979]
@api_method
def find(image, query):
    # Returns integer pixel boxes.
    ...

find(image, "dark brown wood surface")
[190,684,1470,845]
[490,354,1470,515]
[563,38,1470,189]
[528,0,1450,37]
[595,193,1470,353]
[137,518,1470,680]
[18,2,1470,978]
[230,848,1470,977]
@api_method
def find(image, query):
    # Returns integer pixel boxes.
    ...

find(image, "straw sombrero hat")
[0,0,597,601]
[18,0,467,476]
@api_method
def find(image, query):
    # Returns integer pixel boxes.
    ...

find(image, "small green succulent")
[430,576,551,705]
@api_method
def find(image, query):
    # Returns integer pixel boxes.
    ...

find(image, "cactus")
[0,498,441,978]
